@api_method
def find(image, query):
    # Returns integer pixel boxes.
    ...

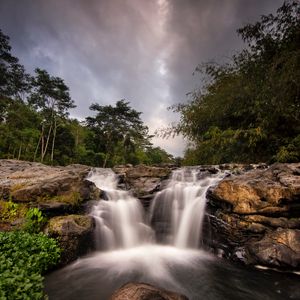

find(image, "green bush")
[275,135,300,163]
[24,208,46,233]
[0,231,60,300]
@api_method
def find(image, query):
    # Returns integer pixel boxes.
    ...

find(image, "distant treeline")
[0,30,174,167]
[164,0,300,165]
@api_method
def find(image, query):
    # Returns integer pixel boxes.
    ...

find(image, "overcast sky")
[0,0,283,156]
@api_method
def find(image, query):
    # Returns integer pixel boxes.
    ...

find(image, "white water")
[88,168,154,250]
[150,168,224,248]
[46,168,300,300]
[87,167,224,250]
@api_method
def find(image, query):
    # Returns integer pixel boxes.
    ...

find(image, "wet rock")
[45,214,95,265]
[114,164,171,200]
[247,228,300,268]
[110,282,188,300]
[125,164,171,179]
[209,163,300,215]
[204,163,300,270]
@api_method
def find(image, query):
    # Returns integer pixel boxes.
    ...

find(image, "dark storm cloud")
[0,0,284,155]
[164,0,284,103]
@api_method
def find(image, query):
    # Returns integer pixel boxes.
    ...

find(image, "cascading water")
[88,168,153,250]
[88,167,224,249]
[46,167,300,300]
[149,168,225,248]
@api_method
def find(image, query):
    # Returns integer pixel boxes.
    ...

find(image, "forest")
[165,0,300,165]
[0,31,173,167]
[1,1,300,167]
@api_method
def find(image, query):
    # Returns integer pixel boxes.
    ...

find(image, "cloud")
[0,0,283,156]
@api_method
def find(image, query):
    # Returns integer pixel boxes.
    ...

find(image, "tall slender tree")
[29,69,75,162]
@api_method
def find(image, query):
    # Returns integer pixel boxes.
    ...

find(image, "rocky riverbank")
[0,160,172,265]
[0,159,100,264]
[1,159,299,271]
[204,163,300,270]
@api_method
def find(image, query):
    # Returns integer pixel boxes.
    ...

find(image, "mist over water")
[45,168,300,300]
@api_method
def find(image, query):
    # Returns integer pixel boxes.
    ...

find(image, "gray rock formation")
[113,164,171,208]
[0,160,100,214]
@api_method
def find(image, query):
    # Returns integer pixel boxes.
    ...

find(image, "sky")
[0,0,284,156]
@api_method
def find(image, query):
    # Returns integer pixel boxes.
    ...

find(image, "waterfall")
[87,167,224,251]
[150,168,224,248]
[87,168,154,250]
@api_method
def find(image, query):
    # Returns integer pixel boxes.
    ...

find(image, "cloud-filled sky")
[0,0,283,156]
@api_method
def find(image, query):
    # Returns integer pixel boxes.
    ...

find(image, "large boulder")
[113,164,171,206]
[205,163,300,269]
[247,228,300,268]
[45,214,95,265]
[0,160,100,214]
[210,163,300,215]
[110,282,188,300]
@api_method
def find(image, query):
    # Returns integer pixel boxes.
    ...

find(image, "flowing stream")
[45,168,300,300]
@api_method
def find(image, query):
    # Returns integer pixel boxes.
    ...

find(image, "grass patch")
[37,191,82,205]
[10,182,28,193]
[0,200,27,222]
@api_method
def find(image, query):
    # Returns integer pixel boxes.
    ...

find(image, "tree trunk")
[41,124,45,162]
[103,153,108,168]
[50,117,57,164]
[12,147,16,159]
[17,143,22,160]
[41,121,53,162]
[34,133,42,162]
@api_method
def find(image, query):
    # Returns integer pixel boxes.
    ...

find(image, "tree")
[29,69,75,163]
[86,100,151,167]
[0,30,31,100]
[0,29,174,167]
[166,0,300,164]
[0,99,41,160]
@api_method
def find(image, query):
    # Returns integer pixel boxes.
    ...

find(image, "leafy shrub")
[24,208,46,233]
[275,135,300,163]
[0,231,60,300]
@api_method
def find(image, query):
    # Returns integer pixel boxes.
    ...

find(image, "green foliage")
[86,100,154,167]
[0,231,60,300]
[167,0,300,165]
[0,30,31,100]
[0,29,173,166]
[0,200,27,223]
[275,135,300,162]
[0,200,18,221]
[24,208,46,233]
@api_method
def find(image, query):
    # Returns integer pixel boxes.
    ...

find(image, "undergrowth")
[0,231,60,300]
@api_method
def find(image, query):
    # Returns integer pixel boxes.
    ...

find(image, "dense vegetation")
[166,0,300,165]
[0,31,173,167]
[0,231,60,300]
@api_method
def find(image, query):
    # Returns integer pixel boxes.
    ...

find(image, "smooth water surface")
[45,245,300,300]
